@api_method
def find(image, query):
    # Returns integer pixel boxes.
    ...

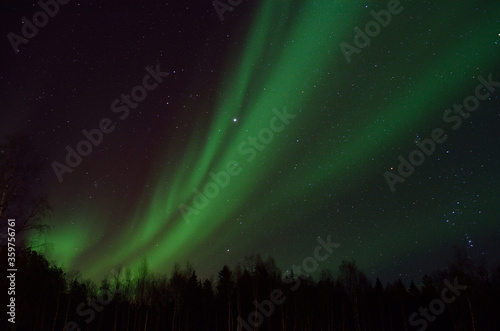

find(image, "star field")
[0,0,499,283]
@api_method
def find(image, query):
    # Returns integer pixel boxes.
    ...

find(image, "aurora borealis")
[1,0,500,284]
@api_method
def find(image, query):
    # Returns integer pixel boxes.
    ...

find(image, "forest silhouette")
[1,245,499,331]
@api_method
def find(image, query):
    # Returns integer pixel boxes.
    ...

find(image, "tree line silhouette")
[1,245,499,331]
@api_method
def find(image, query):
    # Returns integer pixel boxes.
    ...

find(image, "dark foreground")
[1,246,499,331]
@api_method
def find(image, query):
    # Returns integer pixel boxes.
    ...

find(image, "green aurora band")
[32,0,500,279]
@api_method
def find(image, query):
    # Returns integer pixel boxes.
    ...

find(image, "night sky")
[1,0,500,283]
